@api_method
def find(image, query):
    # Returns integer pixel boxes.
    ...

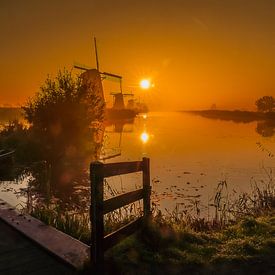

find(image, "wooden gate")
[90,157,151,270]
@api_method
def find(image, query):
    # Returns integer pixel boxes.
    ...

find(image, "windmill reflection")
[100,118,134,161]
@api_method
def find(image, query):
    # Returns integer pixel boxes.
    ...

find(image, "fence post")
[142,157,151,220]
[90,161,104,272]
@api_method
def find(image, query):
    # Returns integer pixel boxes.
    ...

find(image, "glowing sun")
[140,79,151,89]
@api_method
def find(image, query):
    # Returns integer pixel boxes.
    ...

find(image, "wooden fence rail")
[90,157,151,271]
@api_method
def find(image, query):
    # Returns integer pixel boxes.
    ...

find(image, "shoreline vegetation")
[183,109,275,137]
[30,178,275,274]
[1,107,275,124]
[184,95,275,124]
[183,109,275,123]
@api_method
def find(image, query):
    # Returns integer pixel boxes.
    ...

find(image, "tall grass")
[151,172,275,233]
[30,177,143,244]
[103,177,275,274]
[30,174,274,245]
[31,205,91,243]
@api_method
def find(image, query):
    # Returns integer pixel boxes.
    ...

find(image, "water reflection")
[0,116,104,214]
[1,111,275,220]
[256,120,275,137]
[14,118,137,214]
[22,118,141,215]
[27,161,91,212]
[140,132,150,144]
[105,118,134,133]
[188,110,275,137]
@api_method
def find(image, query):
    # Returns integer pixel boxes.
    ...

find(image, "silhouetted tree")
[255,96,275,113]
[23,69,105,162]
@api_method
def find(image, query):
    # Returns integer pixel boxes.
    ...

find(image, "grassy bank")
[29,178,275,274]
[105,212,275,274]
[105,177,275,274]
[28,201,275,274]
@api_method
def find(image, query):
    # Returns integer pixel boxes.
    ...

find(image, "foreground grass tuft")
[104,212,275,274]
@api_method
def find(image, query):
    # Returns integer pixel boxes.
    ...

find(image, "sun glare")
[140,79,151,89]
[140,132,149,144]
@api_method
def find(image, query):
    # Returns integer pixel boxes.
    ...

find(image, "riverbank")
[184,110,275,123]
[105,211,275,274]
[30,179,275,274]
[104,179,275,274]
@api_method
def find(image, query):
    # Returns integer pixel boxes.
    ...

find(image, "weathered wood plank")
[90,162,104,272]
[0,220,75,274]
[142,157,151,218]
[102,161,143,177]
[0,199,89,270]
[103,189,144,214]
[103,217,143,251]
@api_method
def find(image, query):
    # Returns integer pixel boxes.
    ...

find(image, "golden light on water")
[140,79,151,89]
[140,132,149,144]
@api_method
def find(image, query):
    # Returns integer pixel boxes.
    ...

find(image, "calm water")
[1,111,275,217]
[103,112,275,212]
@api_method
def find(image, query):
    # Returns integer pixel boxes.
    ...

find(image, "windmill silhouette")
[74,37,135,113]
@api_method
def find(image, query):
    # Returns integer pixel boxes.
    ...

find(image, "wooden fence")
[90,157,151,270]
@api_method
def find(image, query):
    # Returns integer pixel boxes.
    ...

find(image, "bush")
[22,69,105,161]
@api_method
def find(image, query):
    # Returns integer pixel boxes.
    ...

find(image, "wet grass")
[30,178,275,274]
[31,205,91,243]
[30,202,142,244]
[104,211,275,274]
[105,178,274,274]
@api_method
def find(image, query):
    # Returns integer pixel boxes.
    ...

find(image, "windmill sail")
[101,72,122,83]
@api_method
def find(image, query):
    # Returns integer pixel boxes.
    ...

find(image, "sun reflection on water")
[140,132,149,144]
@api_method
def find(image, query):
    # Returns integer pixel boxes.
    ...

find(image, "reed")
[30,174,274,247]
[30,178,143,244]
[28,172,275,274]
[104,178,275,274]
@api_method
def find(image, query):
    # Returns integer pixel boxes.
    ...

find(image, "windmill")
[74,37,134,111]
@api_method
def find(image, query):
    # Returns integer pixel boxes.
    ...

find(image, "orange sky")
[1,0,275,110]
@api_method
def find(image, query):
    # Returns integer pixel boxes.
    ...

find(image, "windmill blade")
[101,72,122,83]
[73,62,93,71]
